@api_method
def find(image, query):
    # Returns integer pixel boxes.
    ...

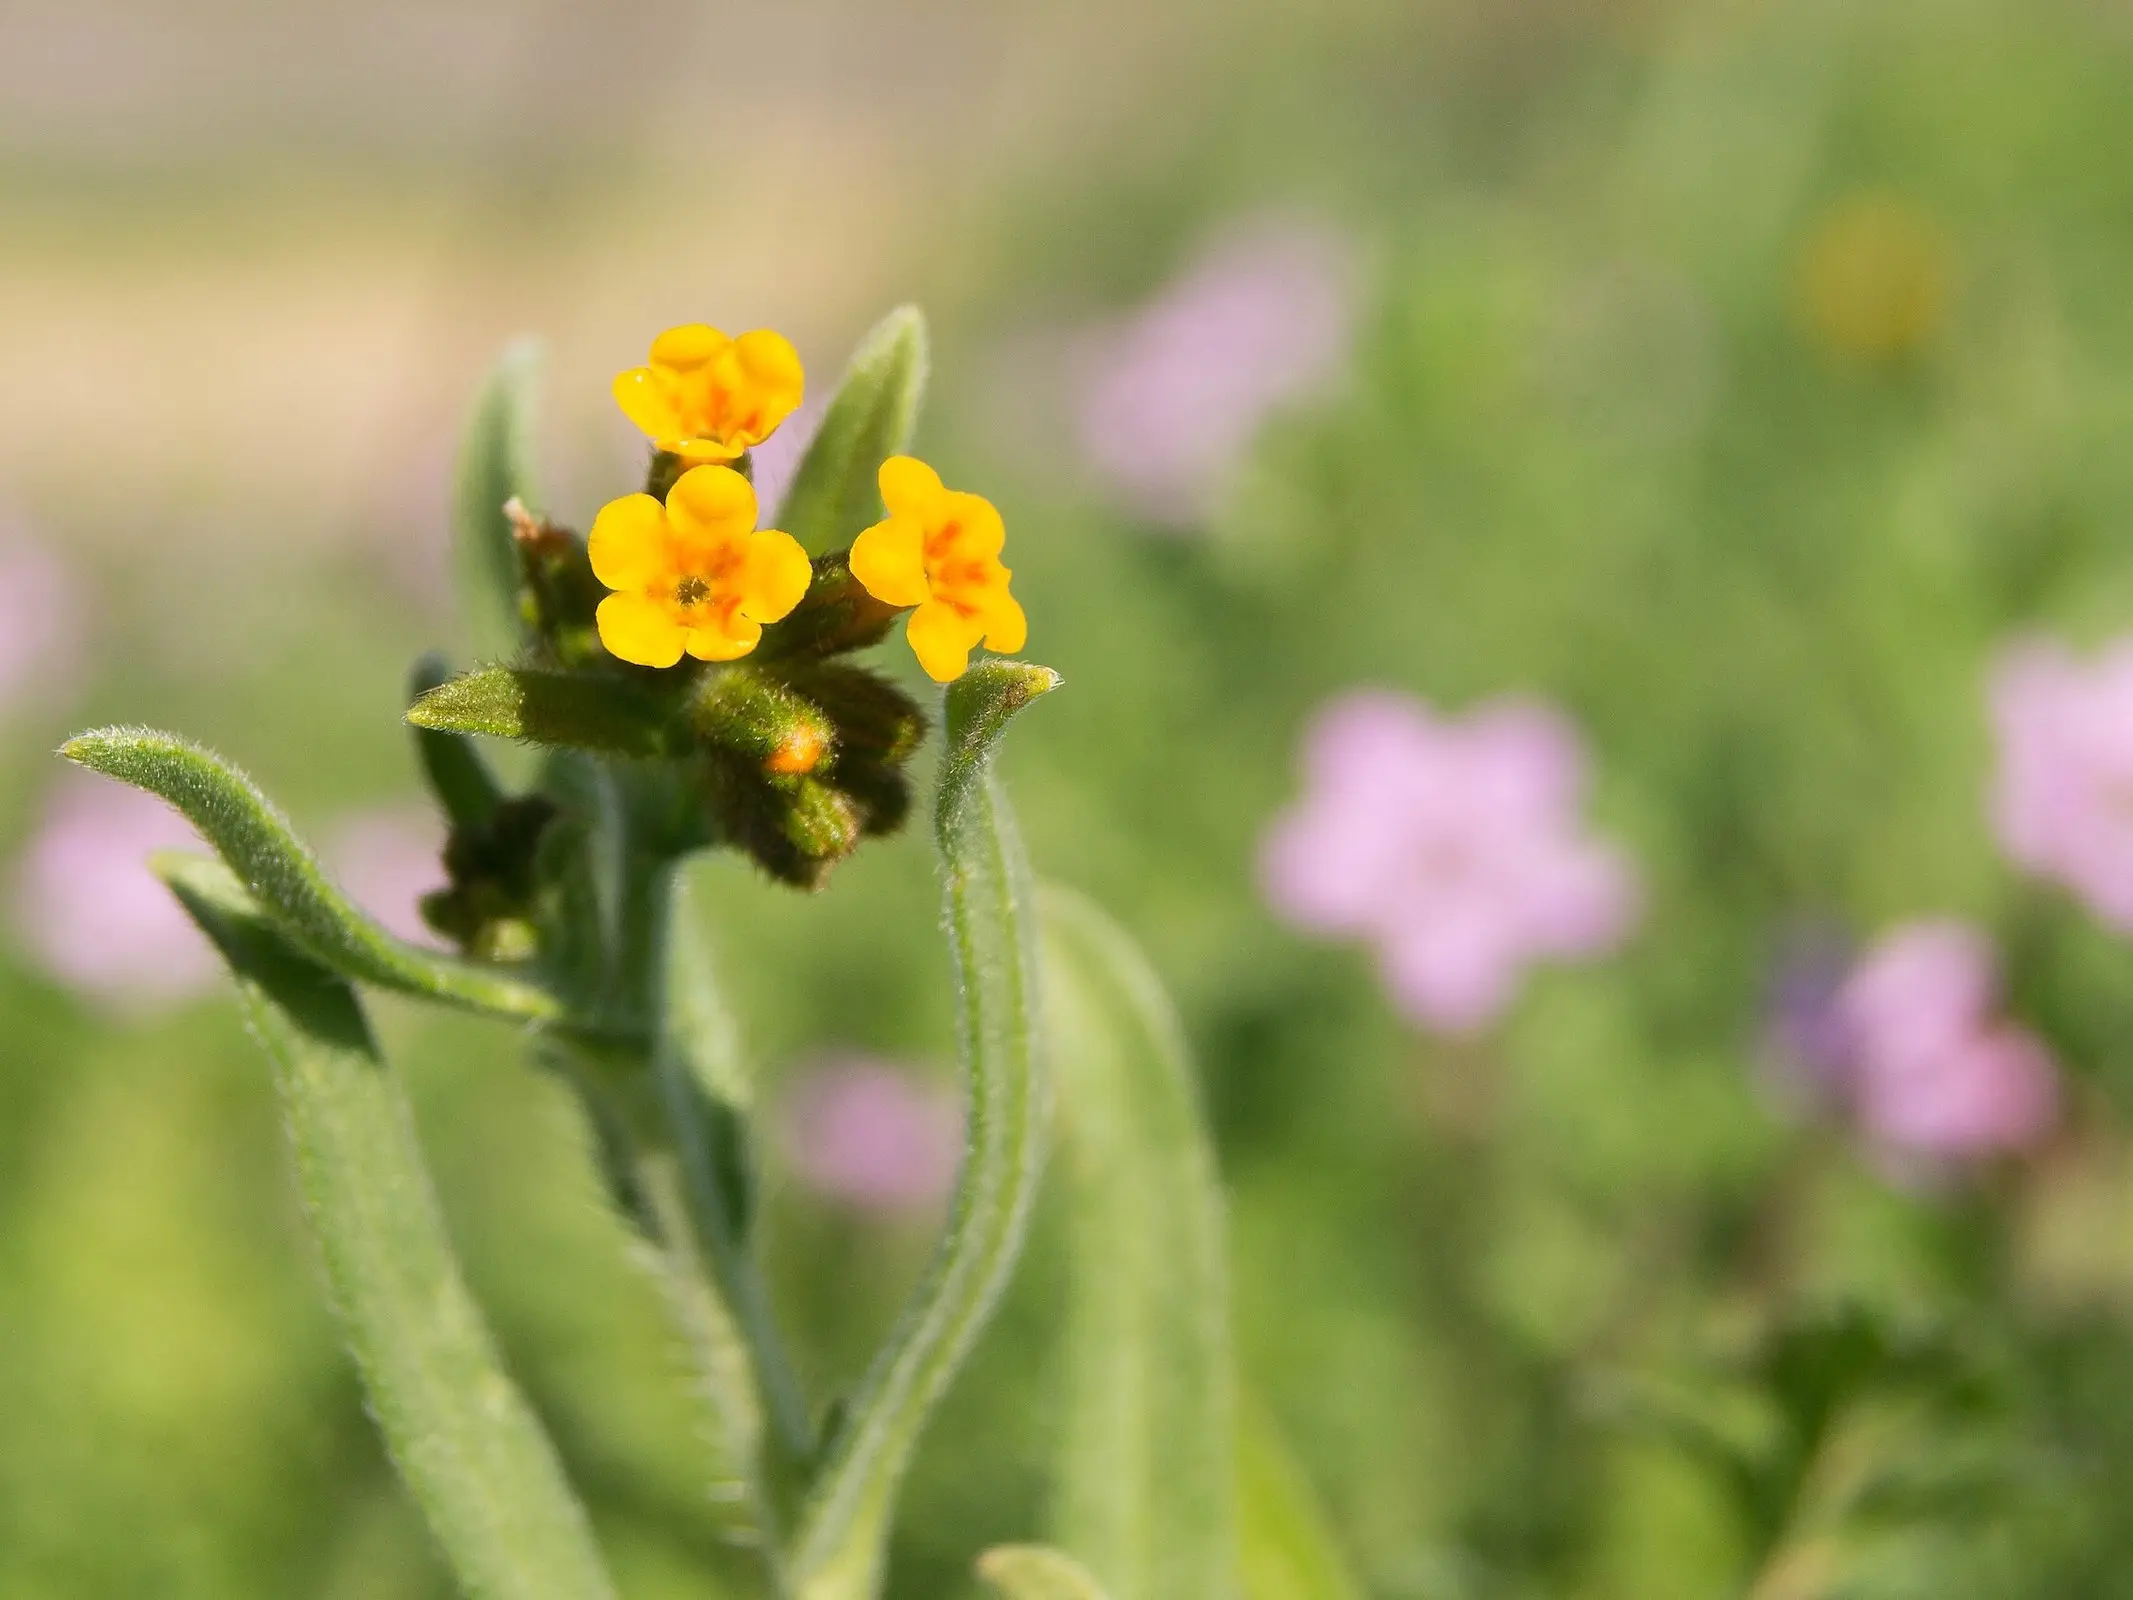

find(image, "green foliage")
[454,339,544,660]
[60,728,566,1028]
[409,653,508,831]
[1235,1395,1364,1600]
[776,307,929,552]
[157,855,613,1600]
[975,1545,1113,1600]
[408,667,678,760]
[790,662,1060,1600]
[1039,887,1235,1600]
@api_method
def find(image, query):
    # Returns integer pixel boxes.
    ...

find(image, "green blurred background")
[12,0,2133,1594]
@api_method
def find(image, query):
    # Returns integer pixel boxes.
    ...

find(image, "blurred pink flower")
[1261,690,1639,1034]
[0,524,84,715]
[10,770,217,1006]
[1080,215,1356,526]
[779,1056,962,1213]
[322,806,446,946]
[1835,920,2058,1162]
[1989,635,2133,931]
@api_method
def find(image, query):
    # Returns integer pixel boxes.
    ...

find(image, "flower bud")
[690,662,837,778]
[420,793,562,957]
[757,550,904,661]
[504,499,605,667]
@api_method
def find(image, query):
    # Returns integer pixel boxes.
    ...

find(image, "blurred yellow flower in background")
[850,455,1027,683]
[612,324,806,463]
[589,465,812,667]
[1795,193,1951,364]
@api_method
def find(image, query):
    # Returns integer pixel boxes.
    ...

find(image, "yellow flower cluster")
[600,323,1025,682]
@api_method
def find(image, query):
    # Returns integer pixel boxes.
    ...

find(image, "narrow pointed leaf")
[409,652,506,830]
[776,306,929,551]
[790,660,1061,1600]
[977,1546,1113,1600]
[1040,887,1236,1600]
[158,854,614,1600]
[456,338,543,656]
[62,728,565,1027]
[408,667,676,760]
[1236,1392,1365,1600]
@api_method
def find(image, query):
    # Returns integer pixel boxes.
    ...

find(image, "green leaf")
[455,339,543,656]
[977,1546,1114,1600]
[159,854,614,1600]
[409,653,506,831]
[775,306,929,552]
[1236,1392,1365,1600]
[408,667,677,760]
[1040,887,1236,1600]
[789,660,1061,1600]
[61,728,567,1029]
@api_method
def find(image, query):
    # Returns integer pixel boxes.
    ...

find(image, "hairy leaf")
[458,339,546,657]
[789,660,1061,1600]
[160,855,613,1600]
[408,652,506,831]
[62,728,565,1028]
[1041,886,1236,1600]
[408,667,676,760]
[776,306,929,552]
[456,339,544,657]
[977,1546,1114,1600]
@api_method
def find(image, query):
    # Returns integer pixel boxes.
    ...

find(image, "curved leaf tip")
[945,660,1062,762]
[61,724,567,1028]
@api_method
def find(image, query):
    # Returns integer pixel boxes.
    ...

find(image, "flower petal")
[587,494,671,592]
[740,530,812,623]
[685,615,763,662]
[850,516,932,607]
[613,368,683,442]
[906,599,984,683]
[723,330,805,442]
[597,592,686,667]
[671,436,746,465]
[650,323,729,370]
[940,491,1005,559]
[666,464,758,547]
[878,455,945,518]
[981,590,1027,654]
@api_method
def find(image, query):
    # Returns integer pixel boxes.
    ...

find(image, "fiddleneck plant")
[58,307,1358,1600]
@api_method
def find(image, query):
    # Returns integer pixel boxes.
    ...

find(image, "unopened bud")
[692,664,837,777]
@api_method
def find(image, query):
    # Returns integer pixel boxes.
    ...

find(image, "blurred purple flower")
[1989,635,2133,932]
[1079,215,1357,526]
[0,522,85,715]
[1261,690,1639,1035]
[1759,921,1858,1112]
[779,1056,961,1213]
[10,771,217,1006]
[322,806,446,947]
[1835,919,2058,1162]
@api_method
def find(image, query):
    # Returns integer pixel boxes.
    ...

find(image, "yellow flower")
[612,324,805,464]
[849,456,1027,683]
[589,465,813,667]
